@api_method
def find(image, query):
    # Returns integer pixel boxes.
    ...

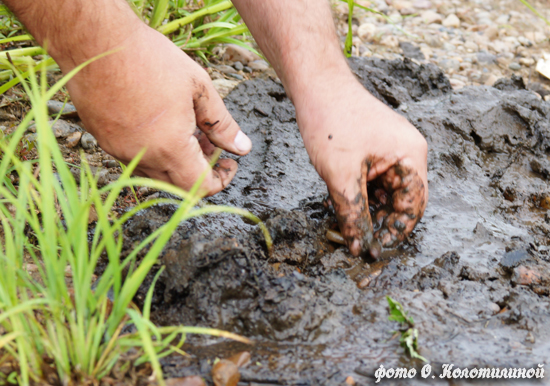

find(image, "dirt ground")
[112,57,550,385]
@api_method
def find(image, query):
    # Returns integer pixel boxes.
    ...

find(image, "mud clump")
[120,57,550,385]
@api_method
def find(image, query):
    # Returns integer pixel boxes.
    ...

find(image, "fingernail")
[350,239,361,256]
[234,130,252,153]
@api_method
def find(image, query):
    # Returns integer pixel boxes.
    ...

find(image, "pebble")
[438,58,460,71]
[47,100,78,118]
[165,377,206,386]
[212,360,240,386]
[450,78,466,89]
[227,351,251,368]
[227,73,244,80]
[358,22,376,41]
[518,57,534,67]
[443,42,456,52]
[51,119,74,138]
[495,14,510,24]
[464,41,479,52]
[81,132,97,149]
[216,64,237,74]
[412,0,432,9]
[477,51,497,64]
[222,44,257,65]
[380,35,399,48]
[232,61,244,71]
[508,62,521,71]
[484,25,499,40]
[424,33,442,47]
[421,10,443,24]
[345,376,356,385]
[102,159,118,168]
[513,265,542,286]
[65,131,82,148]
[243,66,253,73]
[248,60,270,71]
[212,79,240,98]
[442,14,461,28]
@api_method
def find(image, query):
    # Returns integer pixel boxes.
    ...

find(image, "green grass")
[0,57,272,385]
[0,0,259,93]
[386,296,427,363]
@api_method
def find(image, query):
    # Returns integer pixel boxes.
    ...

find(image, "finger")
[329,159,374,257]
[194,128,217,158]
[374,161,427,247]
[192,75,252,156]
[167,135,239,196]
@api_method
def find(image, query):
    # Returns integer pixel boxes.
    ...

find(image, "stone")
[165,377,206,386]
[47,100,78,118]
[464,41,479,52]
[442,14,461,28]
[512,266,542,286]
[65,131,82,148]
[212,359,240,386]
[450,78,466,89]
[438,58,460,71]
[477,51,497,64]
[536,54,550,80]
[483,74,499,86]
[357,23,376,41]
[508,62,521,71]
[212,78,240,98]
[243,66,252,73]
[443,42,456,51]
[421,10,443,24]
[380,35,399,48]
[393,0,413,11]
[399,41,425,60]
[248,60,270,71]
[412,0,432,9]
[102,160,118,168]
[216,64,237,74]
[424,33,442,47]
[495,14,510,24]
[222,44,257,65]
[517,36,532,47]
[51,119,74,138]
[81,132,97,149]
[484,25,499,40]
[232,61,244,71]
[525,31,546,44]
[227,73,244,80]
[519,57,535,67]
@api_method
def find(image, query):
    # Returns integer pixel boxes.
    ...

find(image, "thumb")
[192,75,252,156]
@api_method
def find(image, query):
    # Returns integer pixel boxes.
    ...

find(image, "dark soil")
[121,57,550,385]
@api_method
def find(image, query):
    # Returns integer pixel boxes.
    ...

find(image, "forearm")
[3,0,141,72]
[232,0,354,102]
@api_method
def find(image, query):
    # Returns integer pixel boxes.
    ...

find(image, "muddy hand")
[293,71,428,257]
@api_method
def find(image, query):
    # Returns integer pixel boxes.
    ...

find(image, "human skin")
[3,0,428,256]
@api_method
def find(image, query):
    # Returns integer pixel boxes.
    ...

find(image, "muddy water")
[122,58,550,385]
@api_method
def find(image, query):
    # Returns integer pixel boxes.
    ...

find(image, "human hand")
[295,73,428,257]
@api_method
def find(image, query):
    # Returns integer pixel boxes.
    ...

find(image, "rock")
[65,131,82,148]
[96,169,109,187]
[519,57,535,67]
[512,266,542,286]
[477,51,497,64]
[51,119,74,138]
[536,54,550,80]
[248,60,269,71]
[243,66,252,73]
[165,377,206,386]
[227,73,244,80]
[500,249,531,269]
[393,0,413,11]
[421,10,443,24]
[212,79,240,98]
[496,14,510,24]
[212,359,239,386]
[450,78,466,89]
[412,0,432,9]
[438,58,460,72]
[442,14,461,28]
[345,376,356,385]
[488,302,500,314]
[464,41,479,52]
[227,351,251,368]
[102,159,118,168]
[222,44,257,65]
[484,25,499,40]
[47,100,78,118]
[216,64,237,74]
[81,132,97,149]
[424,33,442,48]
[358,23,376,41]
[518,36,533,47]
[380,35,399,48]
[399,41,425,60]
[443,42,456,52]
[509,62,521,71]
[525,31,546,44]
[232,61,243,71]
[483,74,499,86]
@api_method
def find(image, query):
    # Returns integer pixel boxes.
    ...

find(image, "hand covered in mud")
[295,73,428,257]
[60,24,252,196]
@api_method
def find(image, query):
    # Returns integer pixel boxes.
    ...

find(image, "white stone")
[536,54,550,80]
[450,78,466,89]
[222,44,259,65]
[421,10,443,24]
[464,41,479,52]
[358,23,377,41]
[442,14,461,28]
[380,35,399,48]
[496,14,510,24]
[519,57,535,67]
[212,79,240,99]
[484,25,499,40]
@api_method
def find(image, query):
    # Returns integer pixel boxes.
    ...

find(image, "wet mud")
[121,58,550,385]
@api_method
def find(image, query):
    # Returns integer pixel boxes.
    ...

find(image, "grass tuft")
[0,55,269,385]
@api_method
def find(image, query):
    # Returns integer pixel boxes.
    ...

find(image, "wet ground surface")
[121,58,550,385]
